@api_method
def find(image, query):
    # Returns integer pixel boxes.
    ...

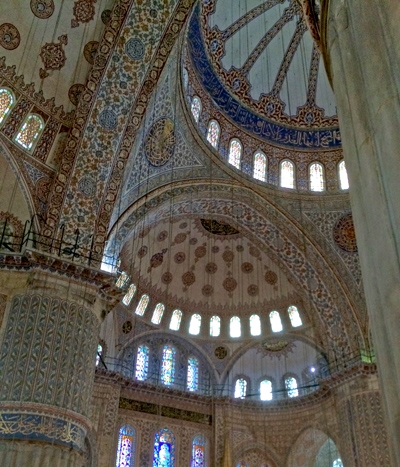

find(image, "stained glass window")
[135,345,149,381]
[187,357,199,392]
[169,310,182,331]
[15,114,43,150]
[161,345,176,386]
[285,376,299,398]
[116,425,136,467]
[122,284,136,306]
[210,315,220,337]
[153,428,175,467]
[0,88,13,124]
[228,139,242,169]
[151,303,165,325]
[280,160,294,189]
[116,272,129,288]
[260,380,273,401]
[250,314,261,336]
[339,160,349,190]
[269,311,283,333]
[191,435,206,467]
[309,162,325,192]
[288,305,302,327]
[189,314,201,335]
[206,120,220,148]
[96,344,103,367]
[236,463,249,467]
[191,97,201,122]
[135,294,149,316]
[230,316,241,338]
[254,152,267,181]
[234,378,247,399]
[333,459,343,467]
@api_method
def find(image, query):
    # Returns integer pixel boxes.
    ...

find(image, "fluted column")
[322,0,400,463]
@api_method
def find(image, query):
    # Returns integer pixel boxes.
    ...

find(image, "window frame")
[253,150,267,182]
[309,161,325,192]
[228,138,242,169]
[206,119,220,149]
[0,87,15,126]
[280,159,295,189]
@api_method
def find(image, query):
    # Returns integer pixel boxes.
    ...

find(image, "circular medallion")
[157,230,168,242]
[145,118,175,167]
[30,0,54,19]
[0,24,20,50]
[202,285,214,296]
[73,0,95,24]
[223,277,237,292]
[195,246,207,258]
[122,321,132,334]
[68,83,85,106]
[99,109,117,130]
[215,346,228,359]
[174,252,186,264]
[241,262,253,274]
[125,37,145,60]
[248,284,259,296]
[174,232,186,244]
[182,271,196,286]
[137,246,148,258]
[333,213,357,252]
[211,245,219,253]
[84,41,98,64]
[78,177,96,197]
[265,270,278,285]
[222,250,234,262]
[161,272,173,284]
[205,262,217,274]
[101,9,112,25]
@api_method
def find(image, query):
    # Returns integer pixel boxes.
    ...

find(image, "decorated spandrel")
[249,314,261,336]
[234,378,247,399]
[135,294,149,316]
[228,139,242,169]
[122,284,136,306]
[116,272,129,288]
[135,345,149,381]
[285,376,299,398]
[153,428,175,467]
[288,305,302,327]
[95,344,103,367]
[210,315,220,337]
[230,316,241,338]
[116,425,136,467]
[254,152,267,181]
[310,162,325,192]
[339,160,349,190]
[206,120,220,148]
[0,88,13,124]
[269,311,283,333]
[189,314,201,335]
[260,380,273,401]
[169,309,182,331]
[161,345,176,386]
[15,114,43,150]
[191,97,201,122]
[191,435,206,467]
[280,160,294,189]
[187,357,199,392]
[151,303,165,325]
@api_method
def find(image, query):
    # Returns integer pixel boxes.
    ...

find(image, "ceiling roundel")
[187,0,341,150]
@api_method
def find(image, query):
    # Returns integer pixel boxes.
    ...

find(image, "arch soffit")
[233,442,280,467]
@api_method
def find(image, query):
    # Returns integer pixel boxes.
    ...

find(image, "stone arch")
[234,443,280,467]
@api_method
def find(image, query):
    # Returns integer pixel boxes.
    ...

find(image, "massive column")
[322,0,400,463]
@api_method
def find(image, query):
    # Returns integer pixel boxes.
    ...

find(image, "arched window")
[135,294,149,316]
[234,378,247,399]
[285,376,299,398]
[333,459,343,467]
[250,314,261,336]
[191,435,206,467]
[122,284,136,306]
[135,345,149,381]
[191,97,201,122]
[187,356,199,392]
[269,311,283,332]
[230,316,241,338]
[183,68,189,89]
[189,314,201,335]
[153,428,176,467]
[0,88,13,124]
[206,120,220,148]
[15,114,44,150]
[280,160,294,188]
[309,162,325,192]
[161,345,176,386]
[228,139,242,169]
[260,380,273,401]
[338,160,349,190]
[151,303,165,324]
[210,315,220,337]
[236,463,249,467]
[116,425,136,467]
[288,305,302,327]
[253,151,267,181]
[96,344,103,367]
[169,309,182,331]
[116,271,129,288]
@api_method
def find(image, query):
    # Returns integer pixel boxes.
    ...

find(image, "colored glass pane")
[210,315,220,337]
[236,463,249,467]
[207,120,219,148]
[269,311,283,333]
[191,97,201,122]
[234,378,247,399]
[116,425,136,467]
[116,272,129,288]
[187,357,199,392]
[135,345,149,381]
[0,89,13,124]
[254,152,266,181]
[281,160,294,188]
[122,284,136,306]
[333,459,343,467]
[229,139,242,169]
[161,345,176,386]
[288,305,302,327]
[339,160,349,190]
[151,303,165,324]
[189,314,201,335]
[260,380,272,401]
[153,428,175,467]
[169,310,182,331]
[250,314,261,336]
[96,344,103,367]
[191,435,206,467]
[230,316,241,338]
[15,114,43,150]
[285,376,299,397]
[310,163,325,191]
[135,294,149,316]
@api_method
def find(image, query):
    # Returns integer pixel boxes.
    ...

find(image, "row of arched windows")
[234,375,299,400]
[191,96,350,191]
[0,88,44,151]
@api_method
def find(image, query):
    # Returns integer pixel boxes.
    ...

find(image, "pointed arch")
[210,315,220,337]
[161,345,176,386]
[206,120,220,148]
[269,311,283,332]
[253,151,267,181]
[169,309,182,331]
[189,313,201,335]
[191,97,202,122]
[309,162,325,192]
[153,428,176,467]
[115,425,136,467]
[228,138,242,169]
[230,316,241,338]
[0,88,14,125]
[338,160,349,190]
[135,345,149,381]
[151,303,165,324]
[191,435,207,467]
[280,160,294,188]
[135,294,149,316]
[15,114,44,150]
